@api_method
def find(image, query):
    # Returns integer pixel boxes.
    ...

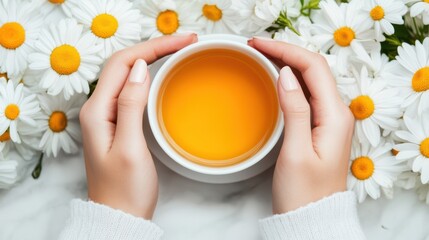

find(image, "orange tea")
[158,48,278,167]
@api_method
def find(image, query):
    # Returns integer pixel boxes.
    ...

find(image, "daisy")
[28,18,103,100]
[0,0,43,77]
[71,0,142,59]
[395,112,429,183]
[395,171,420,189]
[416,182,429,204]
[347,140,406,203]
[38,93,85,157]
[341,67,403,147]
[237,0,301,36]
[0,118,41,161]
[0,157,18,189]
[351,44,390,80]
[33,0,78,20]
[384,38,429,116]
[274,17,318,51]
[0,80,40,143]
[361,0,407,41]
[311,0,377,74]
[197,0,242,34]
[405,0,429,24]
[138,0,203,39]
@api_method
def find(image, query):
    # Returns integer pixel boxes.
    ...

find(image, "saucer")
[143,34,282,184]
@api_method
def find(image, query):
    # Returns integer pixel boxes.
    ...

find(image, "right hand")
[248,38,355,214]
[79,34,197,219]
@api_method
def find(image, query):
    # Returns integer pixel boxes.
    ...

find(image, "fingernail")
[253,36,275,42]
[279,67,298,91]
[174,32,197,37]
[128,59,147,83]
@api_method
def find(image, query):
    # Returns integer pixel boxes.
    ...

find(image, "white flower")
[0,157,18,189]
[395,171,420,189]
[351,44,390,80]
[406,0,429,24]
[384,38,429,116]
[38,93,85,157]
[197,0,242,34]
[395,112,429,183]
[0,80,39,143]
[311,0,377,74]
[33,0,78,20]
[138,0,203,39]
[71,0,142,59]
[274,17,318,51]
[237,0,300,35]
[361,0,407,41]
[340,67,403,147]
[347,141,406,202]
[28,18,103,100]
[416,182,429,204]
[0,0,43,77]
[0,124,41,161]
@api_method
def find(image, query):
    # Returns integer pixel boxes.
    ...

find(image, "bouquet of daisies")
[0,0,428,205]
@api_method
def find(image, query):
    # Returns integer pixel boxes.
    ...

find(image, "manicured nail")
[175,32,197,37]
[279,67,298,91]
[253,36,275,41]
[128,59,147,83]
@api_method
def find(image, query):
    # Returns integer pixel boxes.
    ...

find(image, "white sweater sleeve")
[259,191,366,240]
[59,199,163,240]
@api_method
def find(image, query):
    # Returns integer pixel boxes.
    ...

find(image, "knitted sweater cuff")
[259,191,366,240]
[59,199,163,240]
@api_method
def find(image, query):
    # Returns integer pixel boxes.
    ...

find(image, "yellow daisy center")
[351,156,375,180]
[424,0,429,3]
[0,72,8,80]
[370,6,385,21]
[391,149,399,156]
[49,0,65,4]
[50,44,81,75]
[0,130,10,142]
[203,4,222,21]
[5,104,20,120]
[333,27,355,47]
[49,111,68,132]
[420,138,429,158]
[412,67,429,92]
[0,22,26,49]
[349,95,375,120]
[157,10,179,35]
[91,13,119,39]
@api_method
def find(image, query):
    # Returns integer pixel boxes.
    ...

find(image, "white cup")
[147,35,284,181]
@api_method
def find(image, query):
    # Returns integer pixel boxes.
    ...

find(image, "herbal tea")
[158,49,278,167]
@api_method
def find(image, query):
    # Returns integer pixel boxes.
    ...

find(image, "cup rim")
[148,36,283,175]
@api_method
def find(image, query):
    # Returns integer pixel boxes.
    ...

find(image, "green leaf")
[266,10,300,36]
[301,0,320,16]
[88,80,98,98]
[380,24,417,60]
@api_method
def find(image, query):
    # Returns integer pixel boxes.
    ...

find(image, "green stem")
[32,153,44,179]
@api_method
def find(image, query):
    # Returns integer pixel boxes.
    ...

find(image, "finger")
[91,34,197,117]
[249,38,340,112]
[248,40,312,101]
[277,67,314,160]
[113,59,150,151]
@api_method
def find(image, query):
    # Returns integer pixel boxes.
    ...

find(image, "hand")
[248,38,355,214]
[79,34,198,219]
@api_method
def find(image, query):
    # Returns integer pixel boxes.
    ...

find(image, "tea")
[158,48,278,167]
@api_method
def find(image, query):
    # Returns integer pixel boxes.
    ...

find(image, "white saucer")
[143,34,282,184]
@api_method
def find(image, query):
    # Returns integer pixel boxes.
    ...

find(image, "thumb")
[278,67,313,157]
[115,59,150,146]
